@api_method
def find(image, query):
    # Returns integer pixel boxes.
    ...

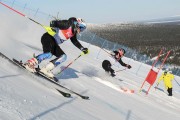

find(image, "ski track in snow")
[1,39,180,120]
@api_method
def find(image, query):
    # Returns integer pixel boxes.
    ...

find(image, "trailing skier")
[102,48,131,77]
[24,17,89,78]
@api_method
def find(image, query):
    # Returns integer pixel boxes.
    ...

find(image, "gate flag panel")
[139,49,171,95]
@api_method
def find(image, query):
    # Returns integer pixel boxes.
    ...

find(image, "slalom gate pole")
[101,48,119,61]
[151,49,163,69]
[0,2,42,26]
[101,48,113,56]
[58,54,83,74]
[157,50,171,73]
[155,51,171,91]
[0,2,55,35]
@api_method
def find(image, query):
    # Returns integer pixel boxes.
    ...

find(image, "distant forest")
[88,23,180,66]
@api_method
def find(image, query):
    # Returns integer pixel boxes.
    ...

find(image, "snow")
[0,11,180,120]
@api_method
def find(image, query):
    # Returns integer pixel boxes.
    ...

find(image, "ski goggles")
[78,23,86,32]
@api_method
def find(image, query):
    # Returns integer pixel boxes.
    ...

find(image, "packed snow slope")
[0,10,180,120]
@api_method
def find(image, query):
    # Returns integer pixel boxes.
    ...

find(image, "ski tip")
[56,89,71,98]
[53,77,59,82]
[81,96,90,100]
[120,87,135,93]
[64,93,71,98]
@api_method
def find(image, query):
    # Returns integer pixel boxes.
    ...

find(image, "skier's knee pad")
[51,54,67,66]
[36,52,53,63]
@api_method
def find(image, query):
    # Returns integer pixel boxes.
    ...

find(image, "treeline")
[88,23,180,66]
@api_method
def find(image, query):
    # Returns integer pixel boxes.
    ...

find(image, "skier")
[102,48,131,77]
[156,69,174,96]
[24,17,89,78]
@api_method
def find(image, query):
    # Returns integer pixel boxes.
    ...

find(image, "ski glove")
[81,48,89,54]
[127,64,132,69]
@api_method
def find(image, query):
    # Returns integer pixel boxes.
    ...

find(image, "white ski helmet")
[77,18,86,32]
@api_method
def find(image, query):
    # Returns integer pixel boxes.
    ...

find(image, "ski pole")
[115,68,126,73]
[174,78,180,87]
[154,83,159,91]
[58,54,83,74]
[0,2,55,36]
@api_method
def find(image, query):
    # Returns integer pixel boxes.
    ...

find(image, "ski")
[0,52,89,99]
[36,70,89,99]
[56,89,71,98]
[33,62,89,99]
[0,52,71,97]
[12,59,72,97]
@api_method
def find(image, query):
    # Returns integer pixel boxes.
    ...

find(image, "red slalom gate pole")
[0,1,42,26]
[0,1,55,35]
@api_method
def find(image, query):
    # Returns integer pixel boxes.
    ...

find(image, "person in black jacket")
[102,48,131,77]
[24,17,88,78]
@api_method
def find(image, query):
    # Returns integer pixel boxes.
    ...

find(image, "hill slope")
[0,11,180,120]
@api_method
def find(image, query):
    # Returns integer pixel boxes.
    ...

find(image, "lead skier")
[24,17,89,78]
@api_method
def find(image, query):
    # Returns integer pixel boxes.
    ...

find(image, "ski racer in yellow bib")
[24,17,89,78]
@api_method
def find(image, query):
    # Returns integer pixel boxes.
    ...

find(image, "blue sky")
[1,0,180,23]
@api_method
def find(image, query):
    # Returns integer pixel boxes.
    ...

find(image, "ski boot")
[110,71,116,77]
[24,58,38,73]
[40,62,55,78]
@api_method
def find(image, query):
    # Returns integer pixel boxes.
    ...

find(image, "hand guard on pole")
[81,47,89,55]
[126,64,132,69]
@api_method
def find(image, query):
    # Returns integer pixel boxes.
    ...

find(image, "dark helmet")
[118,48,126,55]
[164,68,172,74]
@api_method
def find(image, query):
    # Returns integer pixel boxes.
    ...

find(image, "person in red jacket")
[24,17,89,78]
[102,48,131,77]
